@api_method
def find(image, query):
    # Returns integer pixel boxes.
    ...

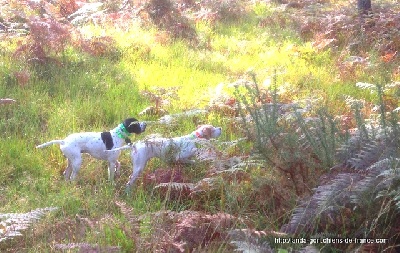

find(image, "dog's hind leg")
[63,159,73,180]
[61,147,82,180]
[69,157,82,181]
[126,159,147,192]
[107,161,119,182]
[107,151,121,182]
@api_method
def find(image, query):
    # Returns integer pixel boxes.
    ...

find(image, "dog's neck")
[111,123,131,139]
[187,130,203,140]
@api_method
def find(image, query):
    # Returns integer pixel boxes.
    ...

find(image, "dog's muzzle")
[140,122,147,133]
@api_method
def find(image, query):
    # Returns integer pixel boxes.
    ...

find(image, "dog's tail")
[105,144,132,152]
[36,140,64,149]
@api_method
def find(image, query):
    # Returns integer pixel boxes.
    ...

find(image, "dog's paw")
[124,186,132,196]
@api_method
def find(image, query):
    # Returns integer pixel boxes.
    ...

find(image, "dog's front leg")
[175,145,197,164]
[125,164,145,193]
[115,161,121,176]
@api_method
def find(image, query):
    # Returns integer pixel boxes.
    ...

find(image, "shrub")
[141,0,198,43]
[14,17,71,64]
[58,0,79,17]
[203,0,247,23]
[80,36,119,58]
[13,17,119,65]
[235,74,339,195]
[281,82,400,251]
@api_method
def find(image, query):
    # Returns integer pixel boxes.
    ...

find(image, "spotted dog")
[108,124,222,191]
[36,118,146,182]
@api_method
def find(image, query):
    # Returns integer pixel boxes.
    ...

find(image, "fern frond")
[0,207,58,242]
[298,245,319,253]
[213,166,246,175]
[210,154,263,173]
[336,127,399,171]
[228,229,273,253]
[351,158,400,205]
[281,173,364,234]
[53,243,120,252]
[154,182,195,191]
[356,82,377,92]
[190,177,221,196]
[314,173,362,210]
[115,201,138,226]
[336,131,365,162]
[295,108,338,168]
[346,140,386,170]
[233,155,266,169]
[391,190,400,211]
[283,156,400,235]
[311,232,342,240]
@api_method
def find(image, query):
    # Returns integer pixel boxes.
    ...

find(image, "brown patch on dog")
[197,125,213,139]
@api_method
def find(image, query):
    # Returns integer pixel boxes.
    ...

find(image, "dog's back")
[131,136,196,163]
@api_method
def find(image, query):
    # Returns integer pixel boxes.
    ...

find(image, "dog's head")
[123,118,147,134]
[195,125,222,140]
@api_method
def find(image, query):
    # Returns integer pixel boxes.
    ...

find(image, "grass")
[1,0,399,251]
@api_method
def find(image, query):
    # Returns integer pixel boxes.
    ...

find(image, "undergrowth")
[233,77,400,251]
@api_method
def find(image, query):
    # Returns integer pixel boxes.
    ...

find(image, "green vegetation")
[1,0,400,251]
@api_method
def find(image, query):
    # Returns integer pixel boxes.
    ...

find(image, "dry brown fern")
[141,0,198,43]
[154,182,194,200]
[228,229,278,253]
[0,98,16,105]
[53,243,120,252]
[139,210,236,252]
[14,17,71,64]
[0,207,58,243]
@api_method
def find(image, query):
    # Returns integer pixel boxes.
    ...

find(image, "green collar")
[116,123,131,139]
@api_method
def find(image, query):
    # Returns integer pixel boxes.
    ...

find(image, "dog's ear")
[124,118,138,126]
[124,118,143,134]
[202,126,212,140]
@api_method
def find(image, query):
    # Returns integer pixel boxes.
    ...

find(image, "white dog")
[108,124,222,191]
[36,118,147,182]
